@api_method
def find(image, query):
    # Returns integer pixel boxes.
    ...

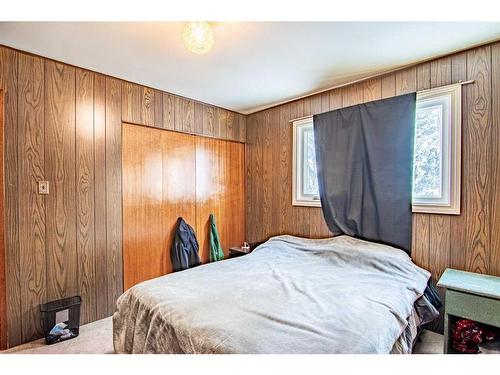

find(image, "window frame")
[412,84,462,215]
[292,118,321,207]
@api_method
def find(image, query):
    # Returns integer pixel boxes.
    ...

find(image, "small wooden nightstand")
[228,246,252,258]
[437,269,500,354]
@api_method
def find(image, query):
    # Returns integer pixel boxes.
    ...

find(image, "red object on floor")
[451,319,496,353]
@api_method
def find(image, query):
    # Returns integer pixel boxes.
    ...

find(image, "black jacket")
[171,217,201,272]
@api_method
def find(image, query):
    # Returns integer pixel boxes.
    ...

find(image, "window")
[292,118,321,207]
[412,84,461,214]
[292,84,462,214]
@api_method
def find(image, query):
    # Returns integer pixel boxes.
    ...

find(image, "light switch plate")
[38,181,49,195]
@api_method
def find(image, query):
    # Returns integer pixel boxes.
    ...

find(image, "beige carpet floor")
[2,317,443,354]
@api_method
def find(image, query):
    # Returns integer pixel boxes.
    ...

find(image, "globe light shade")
[182,22,215,54]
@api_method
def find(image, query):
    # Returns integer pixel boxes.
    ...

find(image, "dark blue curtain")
[313,93,416,252]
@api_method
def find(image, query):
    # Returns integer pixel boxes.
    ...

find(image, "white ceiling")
[1,22,499,114]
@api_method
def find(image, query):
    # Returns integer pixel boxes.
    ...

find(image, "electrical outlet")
[38,181,49,195]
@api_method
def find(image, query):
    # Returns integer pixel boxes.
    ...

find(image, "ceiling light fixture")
[182,22,215,55]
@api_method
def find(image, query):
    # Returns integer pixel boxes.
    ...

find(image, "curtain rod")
[289,80,475,123]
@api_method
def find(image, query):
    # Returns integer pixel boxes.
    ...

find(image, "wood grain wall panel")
[464,46,491,275]
[362,78,382,103]
[217,108,227,140]
[45,61,78,303]
[226,111,235,141]
[342,83,363,107]
[416,63,431,91]
[381,73,396,99]
[153,89,163,128]
[1,45,247,346]
[195,137,245,262]
[105,77,123,312]
[395,67,417,95]
[0,47,22,347]
[277,104,292,237]
[162,132,196,270]
[122,124,165,289]
[93,73,108,320]
[491,42,500,277]
[121,82,154,127]
[75,69,96,324]
[0,92,5,349]
[202,105,215,137]
[18,53,45,343]
[194,102,204,135]
[162,93,175,131]
[175,96,194,133]
[238,114,246,143]
[448,52,468,272]
[0,92,4,348]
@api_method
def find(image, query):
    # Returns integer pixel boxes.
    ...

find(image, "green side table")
[437,268,500,354]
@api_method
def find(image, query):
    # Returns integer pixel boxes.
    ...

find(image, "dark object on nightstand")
[229,246,252,258]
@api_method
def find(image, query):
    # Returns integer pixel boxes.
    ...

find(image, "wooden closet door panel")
[161,131,196,275]
[123,124,165,290]
[195,138,245,262]
[123,125,196,289]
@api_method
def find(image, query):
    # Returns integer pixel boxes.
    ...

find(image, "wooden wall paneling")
[202,105,215,137]
[153,89,163,129]
[238,114,246,143]
[226,111,235,141]
[427,58,452,282]
[261,110,272,239]
[195,137,245,260]
[105,77,123,312]
[278,104,292,237]
[248,112,263,242]
[75,68,96,324]
[175,96,194,134]
[464,46,491,275]
[395,67,417,95]
[412,63,431,272]
[381,73,396,99]
[121,82,154,127]
[491,42,500,277]
[244,114,255,242]
[45,61,78,303]
[17,54,47,345]
[362,78,382,103]
[162,131,196,270]
[196,137,223,262]
[162,93,175,131]
[342,83,364,107]
[0,91,5,349]
[121,82,140,125]
[93,73,108,320]
[218,108,227,139]
[0,47,22,347]
[448,52,468,272]
[194,102,204,135]
[122,124,164,289]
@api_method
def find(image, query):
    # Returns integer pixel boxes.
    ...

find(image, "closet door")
[195,138,245,263]
[122,124,196,290]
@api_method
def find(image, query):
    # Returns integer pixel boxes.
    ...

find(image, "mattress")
[113,235,436,354]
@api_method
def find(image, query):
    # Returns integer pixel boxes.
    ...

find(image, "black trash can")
[40,295,82,345]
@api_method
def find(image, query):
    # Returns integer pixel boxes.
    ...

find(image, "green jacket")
[209,214,224,262]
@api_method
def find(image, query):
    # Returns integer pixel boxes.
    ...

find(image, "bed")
[113,235,438,354]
